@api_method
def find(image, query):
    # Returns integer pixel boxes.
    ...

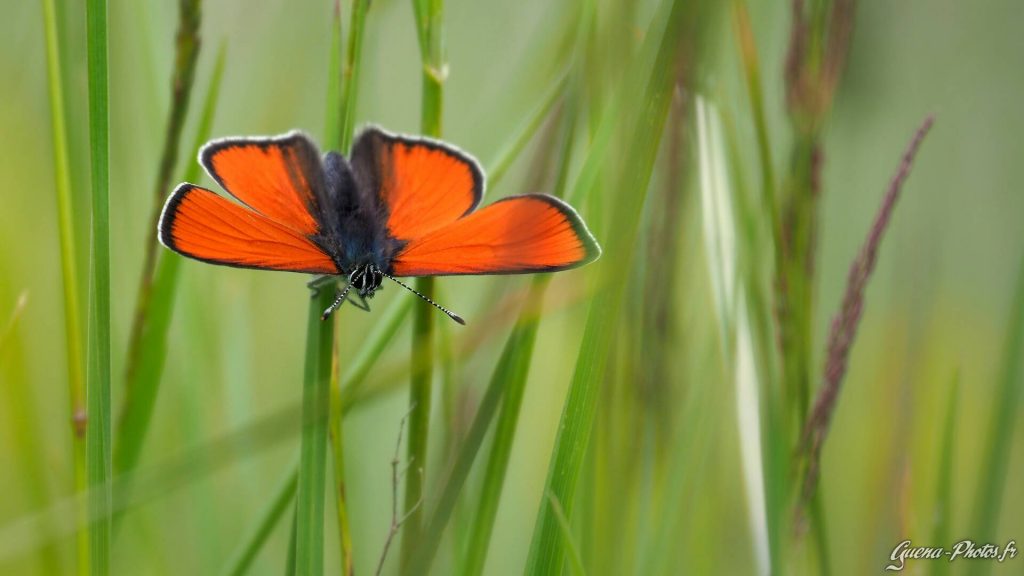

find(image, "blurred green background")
[1,0,1022,574]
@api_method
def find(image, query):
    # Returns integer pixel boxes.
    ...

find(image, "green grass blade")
[85,0,112,571]
[294,290,335,576]
[931,371,959,576]
[113,41,226,483]
[525,0,695,571]
[41,0,88,570]
[329,354,355,576]
[291,0,377,564]
[967,256,1024,576]
[221,466,298,576]
[404,275,434,562]
[403,0,446,567]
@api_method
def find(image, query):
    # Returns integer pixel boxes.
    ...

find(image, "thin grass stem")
[41,0,88,571]
[325,0,371,569]
[403,0,446,567]
[340,0,370,153]
[325,10,346,571]
[294,289,335,576]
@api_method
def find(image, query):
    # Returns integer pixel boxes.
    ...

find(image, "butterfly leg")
[307,274,339,298]
[347,292,372,313]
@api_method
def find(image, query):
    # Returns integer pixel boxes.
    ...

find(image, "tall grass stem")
[403,0,446,567]
[41,0,88,571]
[294,289,335,576]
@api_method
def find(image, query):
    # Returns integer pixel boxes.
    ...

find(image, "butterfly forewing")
[200,132,326,236]
[350,127,483,242]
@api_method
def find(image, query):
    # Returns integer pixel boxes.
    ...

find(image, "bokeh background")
[1,0,1022,574]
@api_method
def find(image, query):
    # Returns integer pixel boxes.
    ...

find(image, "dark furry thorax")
[315,151,401,274]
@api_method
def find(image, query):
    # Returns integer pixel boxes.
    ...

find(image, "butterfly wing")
[390,194,600,277]
[200,131,327,236]
[349,127,484,242]
[159,183,339,274]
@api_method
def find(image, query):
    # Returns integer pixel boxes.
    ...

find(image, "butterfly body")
[314,151,398,284]
[159,127,601,322]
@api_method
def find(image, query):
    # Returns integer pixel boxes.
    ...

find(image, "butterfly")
[158,127,601,324]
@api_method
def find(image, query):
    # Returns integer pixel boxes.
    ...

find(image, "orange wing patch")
[201,133,323,236]
[391,194,600,277]
[351,128,483,241]
[159,184,339,274]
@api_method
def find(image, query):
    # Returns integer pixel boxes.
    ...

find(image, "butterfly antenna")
[321,282,354,321]
[382,272,466,325]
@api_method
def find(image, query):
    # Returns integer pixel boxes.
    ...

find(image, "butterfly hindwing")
[391,194,600,277]
[349,127,484,242]
[200,131,326,236]
[159,184,339,274]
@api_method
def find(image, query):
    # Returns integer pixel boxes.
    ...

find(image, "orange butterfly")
[158,127,601,323]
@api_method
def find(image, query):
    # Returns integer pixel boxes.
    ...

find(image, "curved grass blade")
[967,256,1024,576]
[525,0,698,571]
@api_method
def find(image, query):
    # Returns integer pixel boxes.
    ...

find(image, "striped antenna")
[382,272,466,325]
[321,282,353,321]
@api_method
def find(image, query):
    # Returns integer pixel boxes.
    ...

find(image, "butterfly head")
[349,263,384,299]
